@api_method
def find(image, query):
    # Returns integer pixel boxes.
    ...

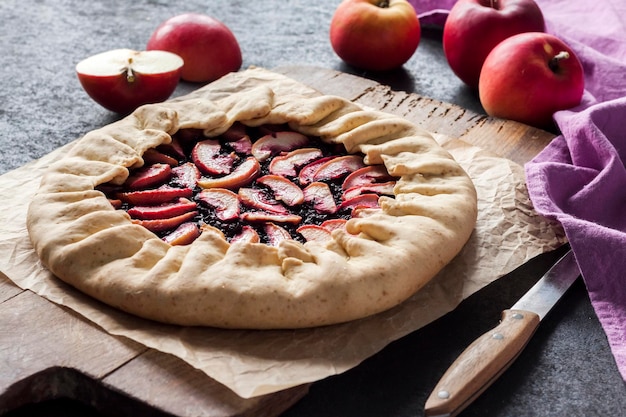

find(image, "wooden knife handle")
[424,309,540,417]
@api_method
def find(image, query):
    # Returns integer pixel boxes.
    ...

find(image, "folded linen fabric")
[409,0,626,380]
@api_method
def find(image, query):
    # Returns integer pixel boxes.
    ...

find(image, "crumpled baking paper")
[0,71,566,398]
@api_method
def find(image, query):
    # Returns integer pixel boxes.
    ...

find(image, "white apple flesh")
[76,49,183,114]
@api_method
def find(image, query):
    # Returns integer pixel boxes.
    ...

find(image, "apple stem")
[377,0,389,7]
[548,51,570,72]
[126,58,135,83]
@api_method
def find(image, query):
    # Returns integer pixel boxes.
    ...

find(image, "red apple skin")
[329,0,421,72]
[478,32,585,129]
[147,13,242,83]
[443,0,545,89]
[76,49,183,114]
[77,70,181,115]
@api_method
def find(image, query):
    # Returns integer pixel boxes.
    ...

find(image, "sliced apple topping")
[240,212,302,225]
[99,124,397,246]
[231,225,260,244]
[225,135,252,155]
[320,218,348,231]
[342,181,396,201]
[118,185,193,206]
[156,137,186,160]
[303,182,338,214]
[251,131,310,161]
[268,148,323,177]
[132,210,198,233]
[312,155,366,181]
[239,188,289,214]
[192,139,237,175]
[342,165,396,190]
[297,225,332,242]
[142,148,179,166]
[221,122,248,142]
[256,175,304,206]
[124,163,172,190]
[338,194,380,213]
[264,222,293,246]
[196,188,240,221]
[162,222,201,246]
[171,162,200,189]
[197,156,261,189]
[127,197,197,220]
[298,156,337,186]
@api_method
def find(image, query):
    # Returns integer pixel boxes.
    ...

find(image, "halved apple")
[76,48,183,114]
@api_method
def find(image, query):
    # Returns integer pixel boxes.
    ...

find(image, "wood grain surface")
[0,66,554,417]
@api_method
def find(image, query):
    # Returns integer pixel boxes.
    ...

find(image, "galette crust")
[26,67,478,329]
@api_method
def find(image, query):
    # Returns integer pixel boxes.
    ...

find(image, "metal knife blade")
[424,249,580,417]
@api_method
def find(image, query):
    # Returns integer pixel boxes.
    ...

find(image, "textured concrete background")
[0,0,481,175]
[2,1,625,417]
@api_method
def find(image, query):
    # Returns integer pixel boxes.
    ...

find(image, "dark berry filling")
[97,123,396,246]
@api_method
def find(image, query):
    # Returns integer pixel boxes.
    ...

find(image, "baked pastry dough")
[26,67,477,329]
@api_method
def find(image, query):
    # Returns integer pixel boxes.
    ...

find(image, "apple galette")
[26,68,477,329]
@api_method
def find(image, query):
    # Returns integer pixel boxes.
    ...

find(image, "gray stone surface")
[2,1,625,416]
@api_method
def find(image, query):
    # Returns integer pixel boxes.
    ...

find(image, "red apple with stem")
[147,13,242,83]
[443,0,545,89]
[478,32,585,129]
[329,0,421,72]
[76,49,183,114]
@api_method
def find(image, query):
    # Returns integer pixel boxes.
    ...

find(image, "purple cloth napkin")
[409,0,626,380]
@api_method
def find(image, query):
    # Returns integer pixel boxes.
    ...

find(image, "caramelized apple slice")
[240,211,302,224]
[338,194,380,212]
[320,218,347,231]
[239,188,288,214]
[264,222,293,246]
[251,131,310,162]
[124,163,171,190]
[303,182,337,214]
[230,225,260,244]
[341,181,396,201]
[298,156,337,186]
[312,155,366,181]
[192,139,237,175]
[196,188,240,221]
[174,128,203,146]
[171,162,200,189]
[132,210,198,233]
[127,197,197,220]
[162,222,201,246]
[118,185,193,206]
[221,122,248,142]
[108,198,123,209]
[156,137,186,160]
[269,148,323,177]
[341,165,395,190]
[142,149,179,166]
[197,157,261,189]
[225,135,252,155]
[256,175,304,206]
[297,225,332,242]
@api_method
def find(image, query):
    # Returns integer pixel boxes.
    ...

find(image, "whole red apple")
[147,13,242,83]
[478,32,585,128]
[443,0,545,89]
[329,0,421,72]
[76,49,183,114]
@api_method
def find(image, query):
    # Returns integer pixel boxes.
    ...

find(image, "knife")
[424,249,580,417]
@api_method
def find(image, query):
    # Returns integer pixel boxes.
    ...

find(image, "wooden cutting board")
[0,66,555,417]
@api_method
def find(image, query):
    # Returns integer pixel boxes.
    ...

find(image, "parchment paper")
[0,84,566,400]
